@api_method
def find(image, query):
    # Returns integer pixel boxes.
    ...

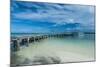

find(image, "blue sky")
[11,1,95,33]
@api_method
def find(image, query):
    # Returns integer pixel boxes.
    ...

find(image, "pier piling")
[11,32,80,51]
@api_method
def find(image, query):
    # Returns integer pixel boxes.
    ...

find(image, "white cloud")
[12,2,95,31]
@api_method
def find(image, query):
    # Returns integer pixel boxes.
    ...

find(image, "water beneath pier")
[11,34,95,66]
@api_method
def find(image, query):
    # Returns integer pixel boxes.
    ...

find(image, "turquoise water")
[11,33,95,66]
[11,33,42,37]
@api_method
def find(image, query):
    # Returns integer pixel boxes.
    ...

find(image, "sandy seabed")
[11,38,95,66]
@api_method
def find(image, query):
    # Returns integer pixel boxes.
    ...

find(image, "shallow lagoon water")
[11,34,95,66]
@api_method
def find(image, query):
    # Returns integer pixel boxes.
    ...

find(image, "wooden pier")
[11,32,79,51]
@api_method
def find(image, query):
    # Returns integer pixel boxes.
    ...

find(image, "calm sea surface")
[11,33,95,65]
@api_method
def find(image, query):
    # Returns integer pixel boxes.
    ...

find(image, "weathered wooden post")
[33,37,35,42]
[13,39,20,51]
[30,37,34,43]
[42,36,44,39]
[37,36,39,41]
[26,37,29,46]
[34,37,36,42]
